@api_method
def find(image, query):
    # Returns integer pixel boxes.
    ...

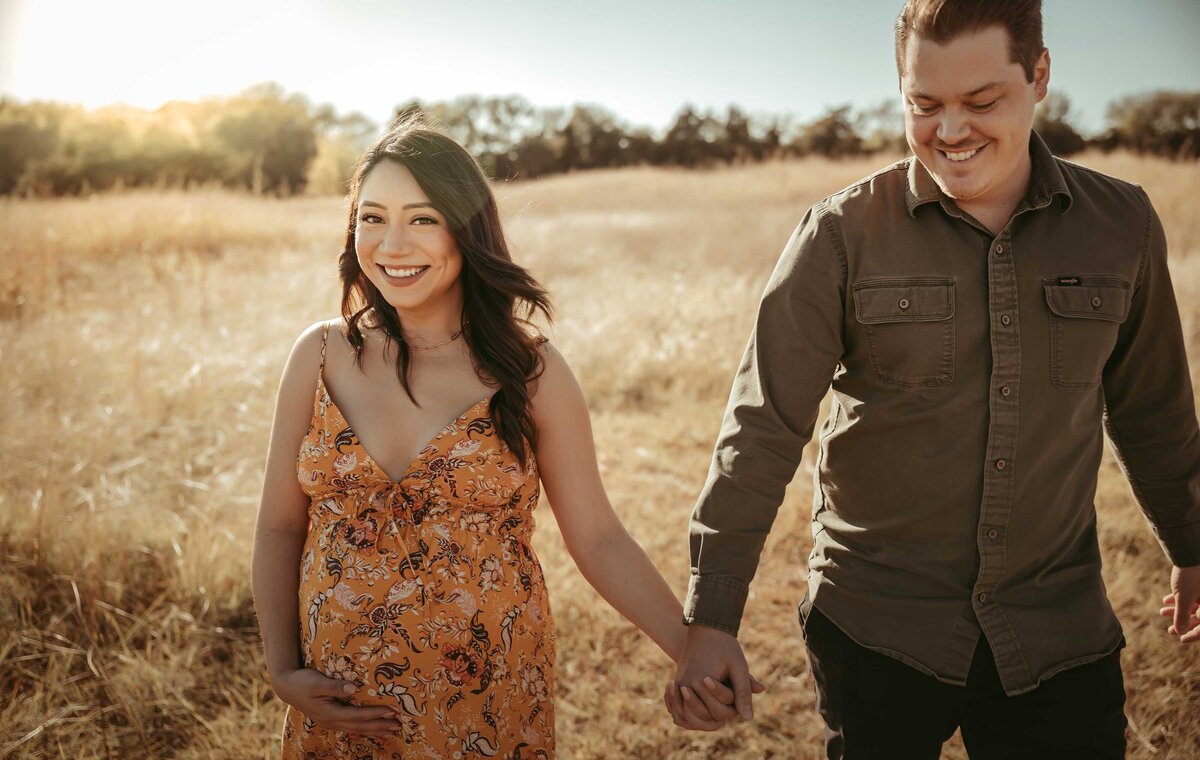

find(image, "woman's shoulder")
[529,337,583,408]
[280,318,341,386]
[531,335,567,376]
[292,318,340,362]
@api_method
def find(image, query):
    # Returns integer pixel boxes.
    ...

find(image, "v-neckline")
[317,370,493,485]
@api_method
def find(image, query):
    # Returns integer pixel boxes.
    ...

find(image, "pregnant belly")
[297,539,554,710]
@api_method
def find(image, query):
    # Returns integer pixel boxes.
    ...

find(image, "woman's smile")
[378,263,431,286]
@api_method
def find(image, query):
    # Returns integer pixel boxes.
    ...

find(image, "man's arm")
[1102,187,1200,642]
[673,203,847,727]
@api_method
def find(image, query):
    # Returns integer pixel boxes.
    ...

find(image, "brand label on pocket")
[1056,276,1081,286]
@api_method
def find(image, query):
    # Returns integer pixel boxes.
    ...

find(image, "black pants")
[801,606,1127,760]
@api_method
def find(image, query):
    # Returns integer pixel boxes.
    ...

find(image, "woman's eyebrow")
[359,200,435,210]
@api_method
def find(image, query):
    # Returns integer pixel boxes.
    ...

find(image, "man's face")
[901,25,1048,211]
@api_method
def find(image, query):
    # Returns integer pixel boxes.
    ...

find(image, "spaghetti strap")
[319,323,330,373]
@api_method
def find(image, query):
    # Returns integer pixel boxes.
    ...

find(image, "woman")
[252,118,737,758]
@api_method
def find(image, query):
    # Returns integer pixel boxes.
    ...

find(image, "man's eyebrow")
[359,200,435,210]
[911,82,1004,100]
[966,81,1004,97]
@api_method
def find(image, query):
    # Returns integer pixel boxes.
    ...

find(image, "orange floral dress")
[282,324,555,758]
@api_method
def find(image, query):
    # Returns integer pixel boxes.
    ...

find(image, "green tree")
[62,108,139,191]
[211,83,318,194]
[555,105,632,169]
[661,105,711,166]
[1034,93,1086,156]
[306,110,377,196]
[1104,90,1200,158]
[856,100,907,154]
[722,106,753,162]
[423,95,538,177]
[796,105,864,157]
[0,100,67,194]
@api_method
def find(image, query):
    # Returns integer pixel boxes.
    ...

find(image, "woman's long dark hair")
[338,117,552,465]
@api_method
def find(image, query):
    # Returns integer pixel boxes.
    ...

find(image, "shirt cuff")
[1153,522,1200,567]
[682,574,749,637]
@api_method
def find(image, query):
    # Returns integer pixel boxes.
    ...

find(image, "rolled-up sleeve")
[684,203,847,634]
[1102,188,1200,567]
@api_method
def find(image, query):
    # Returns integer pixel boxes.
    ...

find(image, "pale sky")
[1,0,1197,136]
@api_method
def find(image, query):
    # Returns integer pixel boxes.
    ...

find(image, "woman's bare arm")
[251,321,400,738]
[532,343,689,663]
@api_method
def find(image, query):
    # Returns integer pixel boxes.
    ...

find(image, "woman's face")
[354,160,464,320]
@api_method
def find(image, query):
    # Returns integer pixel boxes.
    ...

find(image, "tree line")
[0,83,1196,197]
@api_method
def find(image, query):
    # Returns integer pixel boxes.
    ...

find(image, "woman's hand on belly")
[273,667,403,738]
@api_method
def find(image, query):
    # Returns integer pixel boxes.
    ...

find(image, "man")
[664,1,1200,757]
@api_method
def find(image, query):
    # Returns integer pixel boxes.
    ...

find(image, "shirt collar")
[904,130,1073,218]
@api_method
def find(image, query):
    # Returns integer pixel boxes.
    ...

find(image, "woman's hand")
[272,668,403,738]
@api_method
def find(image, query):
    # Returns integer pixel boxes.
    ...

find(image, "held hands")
[1158,565,1200,644]
[664,624,766,731]
[271,668,402,738]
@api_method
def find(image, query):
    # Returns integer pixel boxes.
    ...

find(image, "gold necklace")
[405,329,463,351]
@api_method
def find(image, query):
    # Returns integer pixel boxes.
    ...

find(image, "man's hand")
[271,668,402,738]
[1158,565,1200,644]
[663,624,764,731]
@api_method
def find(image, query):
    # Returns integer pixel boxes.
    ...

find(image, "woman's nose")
[380,225,412,255]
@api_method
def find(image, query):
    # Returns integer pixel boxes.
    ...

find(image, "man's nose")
[937,109,971,146]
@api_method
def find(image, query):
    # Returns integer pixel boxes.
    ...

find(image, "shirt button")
[1000,314,1011,326]
[1000,385,1011,398]
[898,298,910,310]
[986,528,1000,540]
[995,244,1006,256]
[977,592,990,604]
[995,459,1007,471]
[1091,296,1102,308]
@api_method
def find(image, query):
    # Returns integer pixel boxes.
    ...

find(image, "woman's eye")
[360,213,383,224]
[412,216,438,225]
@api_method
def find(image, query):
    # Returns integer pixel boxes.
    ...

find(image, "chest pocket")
[852,278,955,389]
[1043,276,1131,390]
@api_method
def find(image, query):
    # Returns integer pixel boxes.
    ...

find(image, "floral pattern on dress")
[282,336,554,760]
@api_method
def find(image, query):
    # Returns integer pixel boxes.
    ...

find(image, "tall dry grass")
[1,153,1198,759]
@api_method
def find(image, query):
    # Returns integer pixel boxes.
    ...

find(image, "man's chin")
[931,175,984,203]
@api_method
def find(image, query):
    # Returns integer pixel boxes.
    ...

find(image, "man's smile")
[939,143,989,162]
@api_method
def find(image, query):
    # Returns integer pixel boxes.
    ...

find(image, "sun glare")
[3,0,328,110]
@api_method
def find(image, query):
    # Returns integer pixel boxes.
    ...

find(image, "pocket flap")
[853,279,954,324]
[1043,279,1130,322]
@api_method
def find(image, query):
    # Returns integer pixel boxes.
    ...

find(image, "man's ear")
[1033,48,1051,102]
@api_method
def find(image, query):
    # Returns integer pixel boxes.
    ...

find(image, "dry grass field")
[2,153,1198,759]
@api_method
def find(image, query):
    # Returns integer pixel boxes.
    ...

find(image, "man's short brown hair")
[895,0,1045,83]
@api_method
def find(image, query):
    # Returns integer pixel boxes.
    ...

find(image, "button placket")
[975,233,1022,673]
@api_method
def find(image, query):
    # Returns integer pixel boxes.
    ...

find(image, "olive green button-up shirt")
[684,133,1200,696]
